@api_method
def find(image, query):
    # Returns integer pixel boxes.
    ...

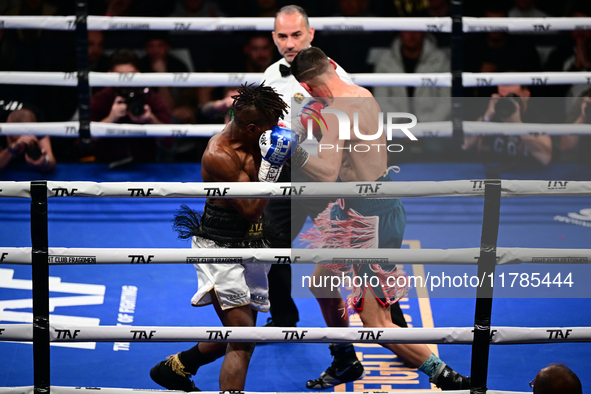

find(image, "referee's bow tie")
[280,64,291,77]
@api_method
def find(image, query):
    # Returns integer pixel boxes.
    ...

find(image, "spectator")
[531,363,582,394]
[93,0,146,49]
[251,0,279,17]
[462,84,553,169]
[561,89,591,164]
[138,32,196,124]
[199,87,240,124]
[374,31,451,121]
[464,1,541,75]
[242,34,275,73]
[168,0,228,105]
[88,31,110,73]
[384,0,430,17]
[90,49,171,165]
[545,4,591,113]
[6,0,57,44]
[168,0,225,17]
[509,0,549,17]
[315,0,389,73]
[0,23,18,71]
[0,108,56,172]
[425,0,451,48]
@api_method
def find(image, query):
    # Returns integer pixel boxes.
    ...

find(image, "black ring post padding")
[75,1,92,147]
[451,0,464,147]
[31,181,50,394]
[470,180,501,394]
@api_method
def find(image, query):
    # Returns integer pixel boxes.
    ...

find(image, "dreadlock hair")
[231,82,288,127]
[291,47,331,84]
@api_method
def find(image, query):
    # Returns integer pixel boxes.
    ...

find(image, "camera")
[26,140,42,160]
[116,87,150,117]
[494,93,520,121]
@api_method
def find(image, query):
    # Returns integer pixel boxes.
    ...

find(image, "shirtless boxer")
[289,47,470,390]
[150,83,292,391]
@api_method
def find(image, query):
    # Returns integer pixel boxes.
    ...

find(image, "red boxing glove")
[300,100,327,142]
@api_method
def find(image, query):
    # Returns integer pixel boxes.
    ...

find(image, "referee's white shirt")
[262,57,354,127]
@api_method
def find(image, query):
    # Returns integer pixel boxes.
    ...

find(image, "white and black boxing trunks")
[174,203,272,312]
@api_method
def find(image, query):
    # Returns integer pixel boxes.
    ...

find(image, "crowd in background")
[0,0,590,170]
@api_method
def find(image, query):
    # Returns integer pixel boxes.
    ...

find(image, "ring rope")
[1,247,590,266]
[1,180,591,198]
[1,15,591,32]
[2,180,591,199]
[1,71,591,87]
[1,121,590,138]
[0,324,589,344]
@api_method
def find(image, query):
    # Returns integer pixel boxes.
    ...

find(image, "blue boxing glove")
[258,125,295,182]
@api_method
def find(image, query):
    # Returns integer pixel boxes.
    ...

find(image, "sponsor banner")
[44,180,487,199]
[0,386,33,394]
[0,324,32,341]
[89,72,263,87]
[44,324,591,344]
[351,73,451,87]
[492,327,591,344]
[0,248,32,264]
[45,247,481,265]
[0,182,31,198]
[90,122,223,138]
[0,72,78,86]
[0,16,75,30]
[2,71,590,88]
[1,120,588,139]
[312,16,451,32]
[464,16,591,32]
[88,16,269,31]
[463,72,591,87]
[463,121,591,136]
[46,181,281,198]
[48,325,471,343]
[40,247,591,266]
[47,248,285,265]
[0,122,79,137]
[502,181,591,197]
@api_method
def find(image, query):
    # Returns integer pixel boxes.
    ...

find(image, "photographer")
[91,49,171,164]
[463,84,553,168]
[0,108,56,172]
[561,90,591,164]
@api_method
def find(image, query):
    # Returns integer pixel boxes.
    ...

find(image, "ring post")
[451,0,464,147]
[75,0,93,159]
[470,179,501,393]
[31,181,50,394]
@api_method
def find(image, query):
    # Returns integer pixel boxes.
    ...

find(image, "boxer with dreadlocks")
[150,82,293,391]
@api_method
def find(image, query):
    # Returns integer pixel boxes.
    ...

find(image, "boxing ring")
[2,6,591,394]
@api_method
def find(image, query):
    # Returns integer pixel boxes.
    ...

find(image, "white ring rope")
[2,121,591,138]
[1,324,590,344]
[2,180,591,199]
[1,15,591,32]
[1,71,591,87]
[1,247,590,266]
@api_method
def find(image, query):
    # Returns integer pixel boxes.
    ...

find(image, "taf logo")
[547,181,568,190]
[356,183,381,195]
[358,330,383,341]
[547,329,572,339]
